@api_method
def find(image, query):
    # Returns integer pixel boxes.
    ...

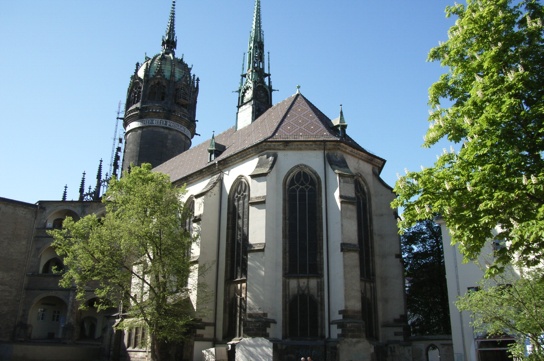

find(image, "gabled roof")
[154,92,379,183]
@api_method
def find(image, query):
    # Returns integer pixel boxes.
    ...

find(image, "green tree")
[392,0,544,275]
[50,164,196,361]
[457,270,544,360]
[402,219,451,336]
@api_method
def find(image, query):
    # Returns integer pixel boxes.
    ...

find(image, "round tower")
[122,0,199,171]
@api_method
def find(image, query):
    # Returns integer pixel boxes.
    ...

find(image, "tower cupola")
[122,0,199,171]
[236,0,273,130]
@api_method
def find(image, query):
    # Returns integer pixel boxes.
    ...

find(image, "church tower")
[122,0,199,171]
[235,0,273,130]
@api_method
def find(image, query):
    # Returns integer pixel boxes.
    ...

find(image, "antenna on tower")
[109,101,124,179]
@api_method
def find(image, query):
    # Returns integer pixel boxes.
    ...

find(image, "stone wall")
[0,198,37,341]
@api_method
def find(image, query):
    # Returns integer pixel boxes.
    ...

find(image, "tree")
[402,219,451,336]
[51,164,196,361]
[392,0,544,275]
[457,269,544,360]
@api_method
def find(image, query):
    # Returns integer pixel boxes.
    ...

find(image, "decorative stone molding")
[249,152,277,177]
[247,243,265,252]
[326,152,353,176]
[244,313,276,338]
[249,195,266,205]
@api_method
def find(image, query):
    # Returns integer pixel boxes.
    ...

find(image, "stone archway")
[27,296,68,339]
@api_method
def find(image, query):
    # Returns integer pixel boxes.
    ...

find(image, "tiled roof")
[154,93,371,183]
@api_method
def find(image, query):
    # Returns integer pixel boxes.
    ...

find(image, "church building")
[121,0,408,360]
[0,1,418,360]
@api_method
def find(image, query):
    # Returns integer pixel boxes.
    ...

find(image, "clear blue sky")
[0,0,456,204]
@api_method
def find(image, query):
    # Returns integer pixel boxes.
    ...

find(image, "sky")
[0,0,457,204]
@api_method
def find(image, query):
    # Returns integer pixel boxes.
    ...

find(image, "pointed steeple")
[162,0,177,54]
[332,104,348,139]
[236,0,273,130]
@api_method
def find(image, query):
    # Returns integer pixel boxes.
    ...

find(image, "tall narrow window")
[286,169,319,275]
[355,180,372,280]
[283,166,323,339]
[227,180,249,280]
[355,179,376,339]
[224,178,250,339]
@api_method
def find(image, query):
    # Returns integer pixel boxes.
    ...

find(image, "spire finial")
[79,172,86,202]
[208,131,216,151]
[251,0,263,45]
[162,0,177,54]
[246,0,264,75]
[296,85,301,94]
[94,159,103,201]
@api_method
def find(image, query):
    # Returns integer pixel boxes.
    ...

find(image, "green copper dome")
[137,52,189,82]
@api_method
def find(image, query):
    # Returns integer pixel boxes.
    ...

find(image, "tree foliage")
[457,270,544,360]
[392,0,544,275]
[50,164,196,361]
[402,219,451,336]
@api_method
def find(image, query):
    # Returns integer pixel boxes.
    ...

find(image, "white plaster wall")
[439,221,482,361]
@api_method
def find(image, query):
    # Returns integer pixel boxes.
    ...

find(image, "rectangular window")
[52,310,61,322]
[37,308,46,321]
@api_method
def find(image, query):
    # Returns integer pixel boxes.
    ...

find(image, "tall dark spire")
[236,0,273,130]
[162,0,177,54]
[248,0,264,72]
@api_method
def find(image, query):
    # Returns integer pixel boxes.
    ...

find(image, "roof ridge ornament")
[162,0,177,54]
[332,104,348,139]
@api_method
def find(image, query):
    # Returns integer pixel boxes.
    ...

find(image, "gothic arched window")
[283,165,324,339]
[355,178,377,339]
[355,180,373,280]
[285,167,320,275]
[226,179,249,280]
[224,178,250,339]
